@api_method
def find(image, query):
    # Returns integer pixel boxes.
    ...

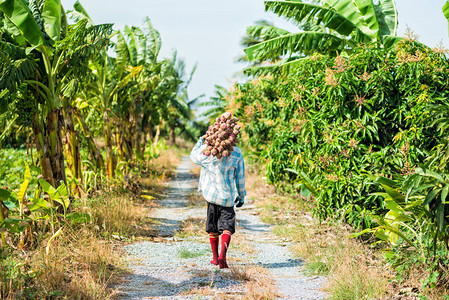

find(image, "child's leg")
[218,230,231,269]
[209,232,220,265]
[206,202,221,265]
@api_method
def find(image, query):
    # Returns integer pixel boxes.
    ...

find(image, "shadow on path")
[118,270,241,299]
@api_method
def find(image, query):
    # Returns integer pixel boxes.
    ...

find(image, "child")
[189,120,246,269]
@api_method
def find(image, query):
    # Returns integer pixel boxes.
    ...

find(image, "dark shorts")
[206,202,236,234]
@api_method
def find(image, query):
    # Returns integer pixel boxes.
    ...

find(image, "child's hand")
[234,197,244,208]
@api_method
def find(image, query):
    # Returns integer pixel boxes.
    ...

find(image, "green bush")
[231,40,449,228]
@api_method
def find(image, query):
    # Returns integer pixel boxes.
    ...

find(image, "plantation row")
[201,0,449,293]
[0,0,201,255]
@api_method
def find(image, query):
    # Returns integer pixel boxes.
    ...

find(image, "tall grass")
[0,189,137,299]
[1,143,184,298]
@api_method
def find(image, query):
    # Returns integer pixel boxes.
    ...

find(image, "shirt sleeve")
[235,156,247,202]
[190,138,216,172]
[190,138,206,165]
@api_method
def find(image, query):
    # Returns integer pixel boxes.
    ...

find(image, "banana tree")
[199,85,231,123]
[118,18,163,160]
[244,0,399,72]
[86,53,120,178]
[0,0,111,188]
[155,55,195,146]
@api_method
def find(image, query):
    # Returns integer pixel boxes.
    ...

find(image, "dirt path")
[117,157,327,299]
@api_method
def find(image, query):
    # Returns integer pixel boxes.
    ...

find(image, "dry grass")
[245,164,277,204]
[230,231,257,255]
[139,175,167,202]
[146,147,183,179]
[25,185,152,298]
[1,144,186,299]
[31,226,125,299]
[86,191,148,237]
[190,165,201,177]
[184,285,216,297]
[2,223,126,299]
[288,222,392,299]
[239,265,280,300]
[184,286,244,300]
[184,264,279,300]
[182,269,243,299]
[227,264,256,282]
[175,217,205,238]
[247,165,393,299]
[187,190,206,207]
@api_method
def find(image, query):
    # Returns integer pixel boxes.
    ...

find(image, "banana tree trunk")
[153,124,161,147]
[126,112,135,161]
[114,120,124,161]
[169,123,176,146]
[73,108,105,172]
[0,203,7,249]
[62,104,83,196]
[148,123,154,140]
[140,129,148,159]
[32,110,66,187]
[104,111,116,179]
[133,119,143,161]
[116,118,132,162]
[32,113,53,185]
[47,109,66,186]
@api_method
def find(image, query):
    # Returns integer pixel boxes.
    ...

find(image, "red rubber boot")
[209,234,219,265]
[218,232,231,269]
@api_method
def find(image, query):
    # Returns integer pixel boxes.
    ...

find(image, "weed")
[241,265,280,300]
[175,217,205,239]
[179,247,207,259]
[187,191,206,207]
[229,231,256,255]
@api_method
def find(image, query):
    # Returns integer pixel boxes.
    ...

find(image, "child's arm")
[190,138,207,165]
[190,138,216,172]
[235,156,247,204]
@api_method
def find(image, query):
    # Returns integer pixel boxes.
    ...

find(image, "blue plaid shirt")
[190,138,246,207]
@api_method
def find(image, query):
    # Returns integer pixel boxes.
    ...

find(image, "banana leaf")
[244,31,345,61]
[0,0,45,46]
[323,0,372,39]
[352,0,380,40]
[68,0,94,25]
[143,17,161,63]
[443,1,449,36]
[265,1,364,38]
[41,0,62,41]
[374,0,398,38]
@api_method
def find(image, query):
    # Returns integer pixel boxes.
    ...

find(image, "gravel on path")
[116,156,327,299]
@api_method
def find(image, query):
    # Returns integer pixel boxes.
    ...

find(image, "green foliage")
[178,247,207,259]
[0,254,39,298]
[243,0,399,72]
[232,40,449,228]
[13,91,36,127]
[0,161,71,252]
[360,171,449,288]
[199,85,231,122]
[0,149,38,190]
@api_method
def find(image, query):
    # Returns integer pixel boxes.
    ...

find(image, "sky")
[61,0,449,117]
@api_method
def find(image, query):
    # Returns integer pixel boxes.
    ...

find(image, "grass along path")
[117,156,327,299]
